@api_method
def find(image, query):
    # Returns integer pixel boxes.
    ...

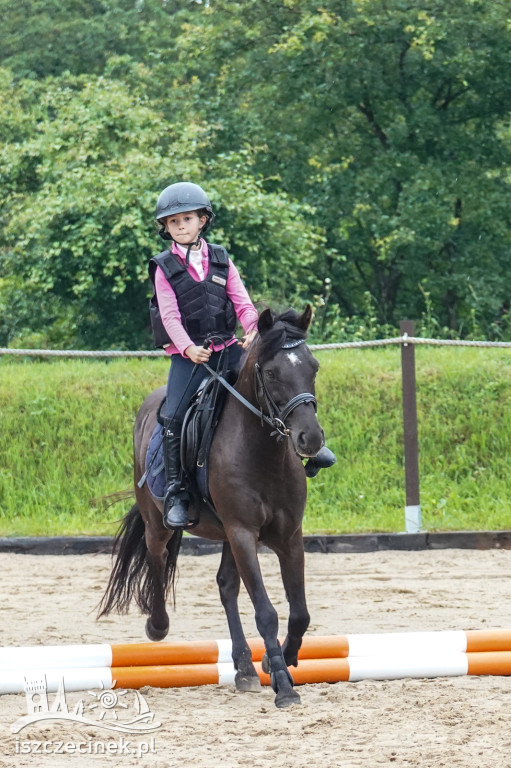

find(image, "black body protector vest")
[148,243,237,348]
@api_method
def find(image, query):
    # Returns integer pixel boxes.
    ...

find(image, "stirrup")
[163,489,190,530]
[304,446,337,478]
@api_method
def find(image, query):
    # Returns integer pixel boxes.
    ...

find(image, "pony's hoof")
[235,672,262,693]
[145,617,169,642]
[275,689,301,708]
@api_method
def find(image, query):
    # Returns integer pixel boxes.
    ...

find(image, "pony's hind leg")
[144,518,181,642]
[144,546,170,641]
[216,542,262,692]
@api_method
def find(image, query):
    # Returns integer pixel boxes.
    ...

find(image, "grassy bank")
[1,347,511,537]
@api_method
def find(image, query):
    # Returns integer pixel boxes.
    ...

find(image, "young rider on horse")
[149,181,335,531]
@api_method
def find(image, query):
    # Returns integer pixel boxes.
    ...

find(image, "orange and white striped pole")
[3,630,511,695]
[3,651,511,694]
[2,629,511,671]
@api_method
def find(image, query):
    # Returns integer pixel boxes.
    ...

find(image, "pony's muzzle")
[291,413,325,459]
[296,432,325,458]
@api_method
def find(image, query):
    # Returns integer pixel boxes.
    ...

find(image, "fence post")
[400,320,422,533]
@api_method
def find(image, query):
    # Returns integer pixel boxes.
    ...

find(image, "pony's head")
[250,305,324,459]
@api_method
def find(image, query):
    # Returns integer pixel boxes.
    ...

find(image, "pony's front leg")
[228,527,301,708]
[272,530,310,668]
[216,542,261,693]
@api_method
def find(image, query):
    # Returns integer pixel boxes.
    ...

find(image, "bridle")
[203,338,317,440]
[254,339,317,437]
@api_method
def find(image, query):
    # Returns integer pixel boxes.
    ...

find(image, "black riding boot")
[162,419,190,530]
[304,446,337,478]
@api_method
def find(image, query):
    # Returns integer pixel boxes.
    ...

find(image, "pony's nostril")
[298,432,308,449]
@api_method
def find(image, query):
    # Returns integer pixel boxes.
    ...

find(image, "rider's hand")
[239,329,257,350]
[185,344,212,364]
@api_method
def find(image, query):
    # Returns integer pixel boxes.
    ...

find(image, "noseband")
[255,339,317,438]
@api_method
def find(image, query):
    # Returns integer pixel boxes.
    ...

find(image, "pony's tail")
[97,503,182,618]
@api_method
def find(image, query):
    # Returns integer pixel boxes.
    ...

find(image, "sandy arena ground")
[1,547,511,767]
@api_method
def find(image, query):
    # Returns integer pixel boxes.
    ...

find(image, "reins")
[202,361,277,429]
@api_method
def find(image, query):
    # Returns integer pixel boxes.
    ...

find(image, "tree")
[2,0,511,344]
[0,62,321,347]
[0,0,182,78]
[168,0,511,334]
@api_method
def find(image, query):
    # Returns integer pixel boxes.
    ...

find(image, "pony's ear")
[297,304,313,331]
[258,307,275,334]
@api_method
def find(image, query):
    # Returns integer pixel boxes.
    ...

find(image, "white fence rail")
[3,336,511,358]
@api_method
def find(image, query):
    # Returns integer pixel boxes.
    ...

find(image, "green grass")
[0,358,168,537]
[2,347,511,536]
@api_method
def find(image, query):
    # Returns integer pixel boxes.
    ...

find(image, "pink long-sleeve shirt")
[154,240,259,357]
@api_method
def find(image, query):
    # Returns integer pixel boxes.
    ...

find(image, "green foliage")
[1,0,511,346]
[174,0,511,332]
[0,66,183,346]
[0,66,319,347]
[0,0,176,78]
[2,348,511,536]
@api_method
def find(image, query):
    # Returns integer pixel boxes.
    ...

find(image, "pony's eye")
[265,369,275,380]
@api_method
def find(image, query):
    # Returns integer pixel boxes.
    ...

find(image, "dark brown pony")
[98,305,325,708]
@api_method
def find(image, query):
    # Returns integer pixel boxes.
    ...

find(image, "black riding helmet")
[156,182,215,241]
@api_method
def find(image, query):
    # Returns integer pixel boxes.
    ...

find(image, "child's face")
[165,210,207,245]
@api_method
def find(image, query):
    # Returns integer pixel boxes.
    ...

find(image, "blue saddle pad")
[145,424,208,501]
[145,423,165,501]
[144,421,209,504]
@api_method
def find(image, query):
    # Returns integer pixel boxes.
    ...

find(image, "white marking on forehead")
[287,352,302,366]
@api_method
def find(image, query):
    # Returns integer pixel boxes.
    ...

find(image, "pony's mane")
[257,309,308,365]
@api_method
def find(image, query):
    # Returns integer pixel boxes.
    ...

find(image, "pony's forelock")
[257,309,308,365]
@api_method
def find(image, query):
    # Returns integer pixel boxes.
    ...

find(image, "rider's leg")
[162,416,190,529]
[304,446,337,478]
[225,342,243,378]
[163,355,205,530]
[162,342,243,529]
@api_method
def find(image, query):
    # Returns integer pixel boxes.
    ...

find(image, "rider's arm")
[154,266,194,357]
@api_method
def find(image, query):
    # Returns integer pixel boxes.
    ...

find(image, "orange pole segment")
[467,651,511,676]
[254,658,351,686]
[111,641,222,667]
[299,636,350,659]
[465,630,511,653]
[110,636,348,668]
[249,637,266,660]
[113,659,353,690]
[112,664,221,689]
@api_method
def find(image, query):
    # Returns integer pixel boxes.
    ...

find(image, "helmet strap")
[184,236,202,266]
[185,243,193,267]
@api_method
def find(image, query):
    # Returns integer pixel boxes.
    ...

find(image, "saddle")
[180,366,233,510]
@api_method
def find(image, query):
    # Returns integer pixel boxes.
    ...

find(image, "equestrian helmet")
[156,182,215,233]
